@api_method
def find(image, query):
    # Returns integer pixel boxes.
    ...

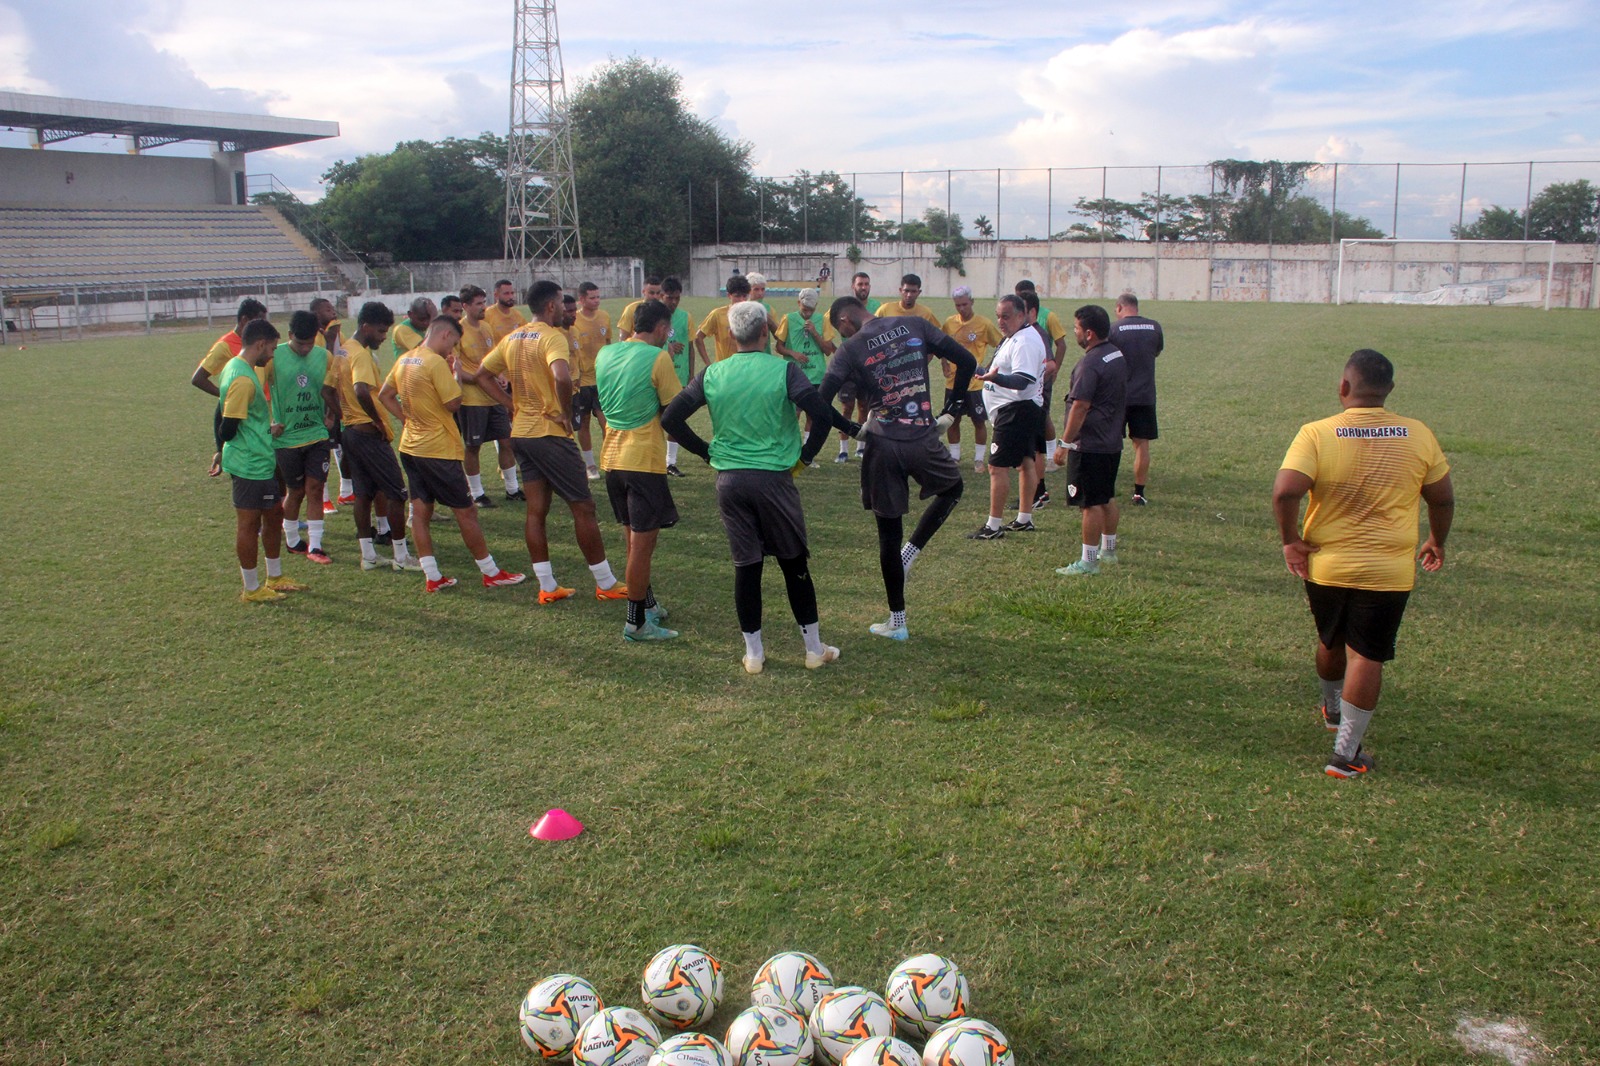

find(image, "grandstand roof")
[0,92,338,154]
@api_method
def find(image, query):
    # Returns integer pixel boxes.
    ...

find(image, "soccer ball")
[884,954,969,1040]
[839,1035,921,1066]
[751,950,836,1016]
[725,1004,813,1066]
[573,1006,662,1066]
[808,986,895,1065]
[920,1019,1014,1066]
[642,944,726,1030]
[519,973,604,1058]
[649,1032,735,1066]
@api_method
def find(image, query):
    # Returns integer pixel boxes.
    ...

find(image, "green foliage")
[752,171,882,243]
[1457,180,1599,243]
[1453,204,1526,240]
[317,134,507,261]
[972,214,995,238]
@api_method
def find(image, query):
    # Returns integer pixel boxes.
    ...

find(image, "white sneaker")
[392,556,425,572]
[805,645,840,669]
[360,556,384,571]
[742,654,765,675]
[585,466,601,481]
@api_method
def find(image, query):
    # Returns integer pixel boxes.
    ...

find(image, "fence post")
[994,168,1001,240]
[1523,162,1534,241]
[74,285,82,339]
[1390,164,1401,292]
[1456,162,1467,280]
[1153,165,1162,300]
[899,171,905,229]
[205,278,212,327]
[1207,165,1216,302]
[144,283,151,334]
[1329,163,1340,304]
[0,286,7,346]
[1046,168,1053,295]
[714,179,721,245]
[1099,166,1108,298]
[851,172,858,248]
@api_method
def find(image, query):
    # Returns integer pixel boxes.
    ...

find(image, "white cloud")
[1315,136,1363,164]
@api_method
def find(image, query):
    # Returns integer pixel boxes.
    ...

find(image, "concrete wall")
[692,240,1599,309]
[0,146,242,206]
[388,257,645,296]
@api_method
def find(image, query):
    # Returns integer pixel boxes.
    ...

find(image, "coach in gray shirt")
[1109,292,1163,504]
[1054,304,1128,576]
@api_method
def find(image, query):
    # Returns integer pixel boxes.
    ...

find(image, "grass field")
[1,299,1596,1065]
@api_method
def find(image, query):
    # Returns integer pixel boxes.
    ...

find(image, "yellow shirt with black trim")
[597,346,682,474]
[385,347,464,460]
[941,313,1004,389]
[453,317,498,406]
[484,303,529,344]
[333,337,393,440]
[616,299,645,338]
[876,301,942,328]
[695,304,739,362]
[571,309,611,386]
[392,321,424,355]
[481,322,574,440]
[1280,406,1450,592]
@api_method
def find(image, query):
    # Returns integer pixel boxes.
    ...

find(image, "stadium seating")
[0,203,334,291]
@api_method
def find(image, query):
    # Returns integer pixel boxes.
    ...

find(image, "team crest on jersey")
[295,373,309,388]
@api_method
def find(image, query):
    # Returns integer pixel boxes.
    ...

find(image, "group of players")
[198,269,1452,778]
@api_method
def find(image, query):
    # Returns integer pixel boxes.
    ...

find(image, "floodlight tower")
[504,0,582,286]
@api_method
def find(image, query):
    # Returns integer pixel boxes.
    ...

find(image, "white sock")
[533,560,557,593]
[889,609,906,630]
[589,559,617,589]
[900,542,921,575]
[502,466,519,493]
[667,441,680,465]
[307,520,325,551]
[974,445,985,462]
[1320,677,1343,711]
[838,440,849,455]
[985,515,1003,531]
[854,442,865,456]
[392,536,410,562]
[240,566,259,592]
[1082,543,1099,565]
[323,484,333,504]
[582,449,595,468]
[265,556,282,578]
[359,537,376,562]
[475,554,498,576]
[467,473,485,498]
[283,518,301,546]
[947,443,960,460]
[1101,533,1118,552]
[331,446,343,466]
[1016,510,1032,525]
[799,622,823,656]
[1334,699,1375,759]
[743,629,765,660]
[376,515,391,535]
[339,477,353,497]
[420,555,442,581]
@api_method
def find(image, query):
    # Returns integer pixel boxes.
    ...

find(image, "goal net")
[1335,239,1556,310]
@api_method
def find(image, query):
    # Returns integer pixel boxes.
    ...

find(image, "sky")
[2,0,1597,238]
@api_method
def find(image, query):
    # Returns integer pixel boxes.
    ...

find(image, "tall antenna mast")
[504,0,582,287]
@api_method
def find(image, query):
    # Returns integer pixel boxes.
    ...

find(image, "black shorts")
[1305,581,1411,662]
[512,435,592,504]
[1125,403,1159,440]
[947,387,987,423]
[858,432,964,518]
[231,475,280,511]
[571,385,602,431]
[715,469,809,567]
[1064,449,1120,508]
[341,425,407,502]
[988,401,1039,468]
[276,439,332,486]
[400,452,472,510]
[456,403,512,447]
[605,470,679,533]
[836,379,860,408]
[1035,383,1055,450]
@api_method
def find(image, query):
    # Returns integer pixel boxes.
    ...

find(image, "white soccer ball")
[519,973,604,1058]
[642,943,726,1030]
[920,1019,1015,1066]
[884,954,970,1040]
[725,1004,813,1066]
[573,1006,662,1066]
[649,1032,735,1066]
[840,1035,921,1066]
[751,950,836,1016]
[809,986,895,1065]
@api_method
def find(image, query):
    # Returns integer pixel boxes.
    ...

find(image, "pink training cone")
[530,808,584,841]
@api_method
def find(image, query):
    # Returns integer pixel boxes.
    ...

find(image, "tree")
[317,134,506,261]
[1453,205,1524,240]
[1453,180,1598,243]
[751,171,879,243]
[972,215,994,238]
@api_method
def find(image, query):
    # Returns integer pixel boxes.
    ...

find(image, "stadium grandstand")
[0,91,357,339]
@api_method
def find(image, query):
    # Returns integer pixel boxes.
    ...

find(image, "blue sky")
[2,0,1596,237]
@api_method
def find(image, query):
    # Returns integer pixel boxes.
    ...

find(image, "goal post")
[1335,239,1556,310]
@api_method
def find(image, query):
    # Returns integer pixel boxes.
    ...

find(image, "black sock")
[644,585,657,609]
[627,599,645,627]
[1135,483,1146,496]
[877,516,906,613]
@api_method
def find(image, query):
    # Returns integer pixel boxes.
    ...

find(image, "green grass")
[1,300,1596,1064]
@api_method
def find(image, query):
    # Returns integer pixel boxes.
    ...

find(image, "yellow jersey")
[332,337,393,440]
[597,347,682,474]
[454,317,498,406]
[484,303,529,344]
[571,309,611,385]
[392,321,425,356]
[199,329,271,392]
[876,302,941,328]
[695,304,739,362]
[386,347,464,460]
[1280,406,1450,592]
[941,313,1004,389]
[616,299,645,338]
[481,322,575,440]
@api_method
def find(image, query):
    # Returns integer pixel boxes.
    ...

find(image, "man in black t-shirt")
[822,296,976,642]
[1053,304,1128,577]
[1110,292,1163,504]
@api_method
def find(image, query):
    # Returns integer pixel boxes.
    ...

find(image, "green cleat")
[624,619,679,642]
[1098,549,1119,565]
[1054,560,1099,577]
[646,604,670,625]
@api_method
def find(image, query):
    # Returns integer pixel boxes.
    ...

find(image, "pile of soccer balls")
[519,945,1015,1065]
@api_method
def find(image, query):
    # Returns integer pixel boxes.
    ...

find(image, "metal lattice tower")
[503,1,582,286]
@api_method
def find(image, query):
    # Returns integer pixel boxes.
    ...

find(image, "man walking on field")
[1110,292,1163,505]
[1272,349,1453,778]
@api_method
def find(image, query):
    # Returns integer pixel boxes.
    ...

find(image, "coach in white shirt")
[966,293,1048,540]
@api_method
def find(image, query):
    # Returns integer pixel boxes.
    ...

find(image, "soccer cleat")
[474,494,496,509]
[869,620,909,642]
[360,556,386,571]
[742,653,765,675]
[666,464,684,478]
[286,540,308,555]
[624,619,679,642]
[537,586,575,605]
[1033,489,1051,508]
[323,500,338,514]
[1055,560,1099,576]
[265,576,308,593]
[1098,548,1119,565]
[506,488,527,501]
[1132,493,1149,506]
[373,531,391,547]
[239,585,286,603]
[425,576,458,593]
[1003,518,1037,533]
[391,556,425,572]
[1321,703,1342,731]
[594,583,630,601]
[966,524,1005,540]
[306,547,333,565]
[834,451,850,463]
[1325,748,1374,778]
[973,460,986,473]
[646,604,670,625]
[585,466,601,481]
[482,570,527,588]
[337,493,356,506]
[805,645,841,670]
